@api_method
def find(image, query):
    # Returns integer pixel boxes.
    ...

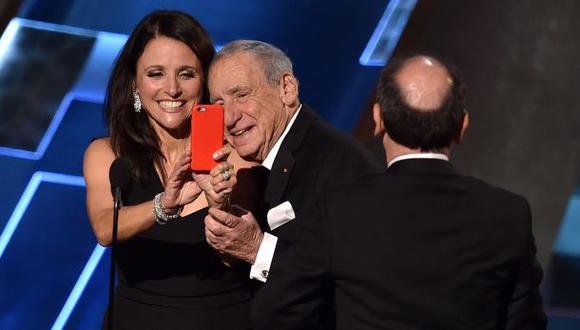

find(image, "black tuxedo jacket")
[250,105,382,316]
[255,159,546,330]
[258,106,382,237]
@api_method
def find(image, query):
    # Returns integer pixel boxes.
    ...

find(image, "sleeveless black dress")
[103,168,252,330]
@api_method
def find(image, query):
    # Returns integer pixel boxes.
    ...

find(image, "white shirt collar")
[262,104,302,170]
[387,153,449,168]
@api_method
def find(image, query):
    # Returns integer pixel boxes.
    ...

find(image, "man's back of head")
[374,55,468,158]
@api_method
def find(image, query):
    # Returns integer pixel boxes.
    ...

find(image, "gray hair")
[213,40,294,86]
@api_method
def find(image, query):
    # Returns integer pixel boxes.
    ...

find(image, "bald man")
[254,55,546,329]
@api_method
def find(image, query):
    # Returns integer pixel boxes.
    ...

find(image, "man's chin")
[235,146,260,162]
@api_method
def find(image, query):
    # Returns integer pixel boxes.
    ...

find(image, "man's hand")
[194,147,236,209]
[204,207,264,264]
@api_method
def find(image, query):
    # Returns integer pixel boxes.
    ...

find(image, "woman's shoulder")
[85,137,113,157]
[83,137,115,174]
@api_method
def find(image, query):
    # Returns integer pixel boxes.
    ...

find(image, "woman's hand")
[194,146,237,210]
[163,151,202,210]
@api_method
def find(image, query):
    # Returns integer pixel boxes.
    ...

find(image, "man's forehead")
[213,53,252,71]
[210,55,266,90]
[209,68,251,93]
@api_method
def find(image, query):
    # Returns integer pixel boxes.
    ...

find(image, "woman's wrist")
[161,193,180,214]
[153,192,182,224]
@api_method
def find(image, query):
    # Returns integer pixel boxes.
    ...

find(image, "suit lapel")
[263,106,316,210]
[263,150,294,211]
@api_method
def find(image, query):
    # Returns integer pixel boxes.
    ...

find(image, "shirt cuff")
[249,232,278,283]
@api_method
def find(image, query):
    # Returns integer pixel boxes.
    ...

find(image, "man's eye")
[236,93,248,100]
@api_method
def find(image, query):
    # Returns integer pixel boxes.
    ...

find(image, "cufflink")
[261,270,269,279]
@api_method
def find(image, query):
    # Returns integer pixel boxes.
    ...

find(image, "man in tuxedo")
[253,55,547,329]
[203,39,381,314]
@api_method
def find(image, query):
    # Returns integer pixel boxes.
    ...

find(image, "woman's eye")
[179,70,196,79]
[146,71,163,78]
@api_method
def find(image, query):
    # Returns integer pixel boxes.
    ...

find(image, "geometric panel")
[553,192,580,257]
[0,19,94,158]
[51,245,107,330]
[56,247,108,330]
[359,0,417,66]
[0,174,97,329]
[37,99,107,176]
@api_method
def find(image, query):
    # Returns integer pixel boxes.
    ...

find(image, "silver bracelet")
[153,192,182,225]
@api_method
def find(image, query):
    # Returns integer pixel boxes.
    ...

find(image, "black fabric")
[233,165,270,232]
[107,164,251,329]
[250,105,383,326]
[256,159,546,329]
[102,294,251,330]
[256,106,383,244]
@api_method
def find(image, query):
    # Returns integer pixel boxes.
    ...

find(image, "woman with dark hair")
[83,10,252,329]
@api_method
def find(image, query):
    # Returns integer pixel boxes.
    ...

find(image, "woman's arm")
[84,138,207,245]
[83,138,159,246]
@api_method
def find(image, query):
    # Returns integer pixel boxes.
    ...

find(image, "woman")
[83,10,252,329]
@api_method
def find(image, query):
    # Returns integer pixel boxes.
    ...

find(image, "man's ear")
[455,111,469,143]
[279,73,299,106]
[372,103,385,137]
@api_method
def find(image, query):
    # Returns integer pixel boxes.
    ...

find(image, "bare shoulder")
[83,138,115,180]
[85,137,113,156]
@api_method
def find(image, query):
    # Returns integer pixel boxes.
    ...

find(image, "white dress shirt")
[387,153,449,167]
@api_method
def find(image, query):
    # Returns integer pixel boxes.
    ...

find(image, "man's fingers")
[205,230,218,247]
[210,177,237,193]
[212,146,231,161]
[206,211,239,231]
[208,208,238,227]
[209,162,233,180]
[239,210,258,224]
[204,215,228,235]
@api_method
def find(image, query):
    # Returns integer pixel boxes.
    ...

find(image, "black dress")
[103,168,252,330]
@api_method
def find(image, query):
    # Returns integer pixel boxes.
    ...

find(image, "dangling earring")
[133,88,142,113]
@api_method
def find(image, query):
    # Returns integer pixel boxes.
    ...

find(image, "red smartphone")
[191,104,224,172]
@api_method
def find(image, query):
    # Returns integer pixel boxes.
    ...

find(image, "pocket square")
[267,201,295,230]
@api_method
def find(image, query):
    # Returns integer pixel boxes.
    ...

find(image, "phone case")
[191,104,224,172]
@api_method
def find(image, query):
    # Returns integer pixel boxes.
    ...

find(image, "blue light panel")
[553,193,580,257]
[0,171,85,259]
[0,171,99,330]
[51,244,106,330]
[0,92,106,160]
[359,0,417,66]
[0,18,127,160]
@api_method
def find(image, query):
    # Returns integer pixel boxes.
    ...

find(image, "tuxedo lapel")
[263,150,294,212]
[262,106,316,212]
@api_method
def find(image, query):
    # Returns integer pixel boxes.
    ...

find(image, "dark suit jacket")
[250,105,382,318]
[255,158,546,330]
[258,105,382,236]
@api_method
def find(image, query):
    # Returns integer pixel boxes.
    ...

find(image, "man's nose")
[224,102,242,129]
